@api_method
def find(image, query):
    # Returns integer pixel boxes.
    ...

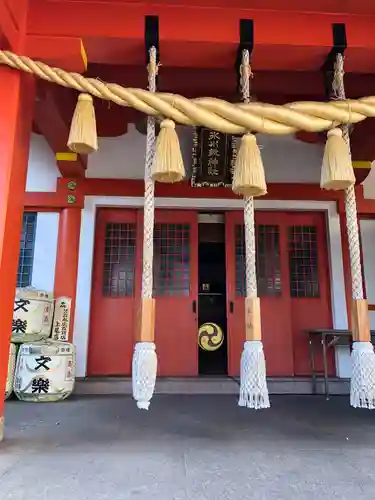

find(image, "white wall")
[362,162,375,199]
[31,212,60,293]
[26,134,61,192]
[87,125,323,183]
[360,220,375,329]
[26,124,324,186]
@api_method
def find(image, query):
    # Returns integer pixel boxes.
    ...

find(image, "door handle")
[192,300,197,314]
[229,301,234,313]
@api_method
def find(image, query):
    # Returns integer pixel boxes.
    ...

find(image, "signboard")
[191,127,237,188]
[52,297,72,342]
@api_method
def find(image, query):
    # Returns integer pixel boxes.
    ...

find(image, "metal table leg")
[309,335,317,395]
[321,335,329,400]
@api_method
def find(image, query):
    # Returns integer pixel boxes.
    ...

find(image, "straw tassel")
[152,119,185,183]
[67,93,98,155]
[320,128,355,190]
[232,133,267,197]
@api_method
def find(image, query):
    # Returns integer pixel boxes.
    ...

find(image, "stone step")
[74,377,350,396]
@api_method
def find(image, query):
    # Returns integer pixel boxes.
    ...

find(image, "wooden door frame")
[73,197,345,377]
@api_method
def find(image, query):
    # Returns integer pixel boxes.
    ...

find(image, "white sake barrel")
[14,340,75,402]
[11,288,54,343]
[5,343,17,400]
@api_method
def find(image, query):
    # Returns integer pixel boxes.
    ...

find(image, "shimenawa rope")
[2,50,375,135]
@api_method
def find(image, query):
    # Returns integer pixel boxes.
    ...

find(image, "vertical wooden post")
[54,207,82,341]
[0,69,35,441]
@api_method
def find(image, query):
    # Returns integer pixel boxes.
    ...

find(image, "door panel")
[226,210,334,378]
[226,211,294,376]
[88,209,140,376]
[151,210,199,376]
[288,212,334,376]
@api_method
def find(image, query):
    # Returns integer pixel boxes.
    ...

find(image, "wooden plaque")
[191,127,237,188]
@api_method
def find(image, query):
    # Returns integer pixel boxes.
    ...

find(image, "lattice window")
[235,224,281,297]
[17,212,37,288]
[288,225,319,298]
[153,223,190,296]
[102,223,136,297]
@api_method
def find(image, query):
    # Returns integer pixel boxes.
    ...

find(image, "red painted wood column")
[0,68,35,441]
[54,207,82,341]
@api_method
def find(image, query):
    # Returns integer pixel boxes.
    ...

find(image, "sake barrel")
[14,340,75,402]
[11,288,54,343]
[5,343,17,400]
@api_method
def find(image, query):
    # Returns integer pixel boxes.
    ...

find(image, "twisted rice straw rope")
[2,50,375,135]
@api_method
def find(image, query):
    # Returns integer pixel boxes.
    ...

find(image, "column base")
[136,298,155,342]
[245,297,262,341]
[0,416,4,442]
[351,299,371,341]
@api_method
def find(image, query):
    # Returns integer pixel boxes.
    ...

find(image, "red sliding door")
[88,208,140,375]
[151,210,199,376]
[225,210,333,377]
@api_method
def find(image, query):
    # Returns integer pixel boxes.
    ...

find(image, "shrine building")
[3,0,375,435]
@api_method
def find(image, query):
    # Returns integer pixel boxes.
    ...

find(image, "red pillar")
[0,69,35,441]
[54,207,82,341]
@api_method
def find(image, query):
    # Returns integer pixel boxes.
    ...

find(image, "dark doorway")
[198,215,227,375]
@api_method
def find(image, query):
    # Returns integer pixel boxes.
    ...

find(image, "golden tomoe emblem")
[198,323,224,351]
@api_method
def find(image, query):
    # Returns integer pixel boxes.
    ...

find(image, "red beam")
[34,85,87,178]
[25,35,87,73]
[27,180,375,216]
[82,178,344,202]
[24,191,70,209]
[27,1,375,71]
[32,0,375,15]
[0,0,29,51]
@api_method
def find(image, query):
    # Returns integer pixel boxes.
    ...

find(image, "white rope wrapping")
[132,47,158,410]
[244,199,257,297]
[241,50,257,298]
[142,48,157,298]
[333,54,364,300]
[132,342,157,410]
[238,49,269,409]
[334,53,375,409]
[350,342,375,408]
[239,341,270,409]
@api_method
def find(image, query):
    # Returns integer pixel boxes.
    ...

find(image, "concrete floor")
[1,395,375,500]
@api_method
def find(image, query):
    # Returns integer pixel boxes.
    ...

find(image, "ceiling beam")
[34,83,87,178]
[0,0,28,51]
[86,65,375,99]
[25,35,87,73]
[27,1,375,72]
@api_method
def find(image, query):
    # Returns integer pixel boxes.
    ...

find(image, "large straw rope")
[3,50,375,135]
[141,47,157,298]
[241,50,257,298]
[333,54,364,300]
